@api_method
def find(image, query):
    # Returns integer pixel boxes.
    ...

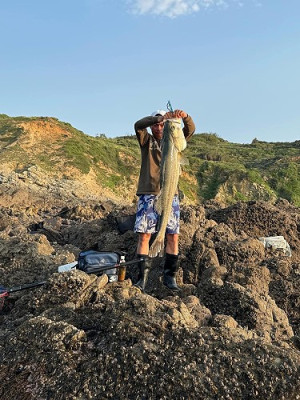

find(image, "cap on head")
[151,110,166,117]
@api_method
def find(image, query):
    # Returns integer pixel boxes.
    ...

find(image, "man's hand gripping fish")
[149,119,187,258]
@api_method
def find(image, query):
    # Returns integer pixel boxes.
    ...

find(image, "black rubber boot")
[163,253,181,291]
[134,255,151,292]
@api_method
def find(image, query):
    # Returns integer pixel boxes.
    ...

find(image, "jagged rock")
[212,314,238,329]
[0,198,299,399]
[198,280,294,342]
[227,264,271,296]
[1,279,299,399]
[200,248,220,269]
[205,222,237,243]
[209,201,299,259]
[215,237,266,266]
[182,295,212,326]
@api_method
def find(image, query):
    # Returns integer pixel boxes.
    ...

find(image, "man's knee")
[166,234,179,254]
[166,233,178,245]
[138,233,151,244]
[137,233,152,255]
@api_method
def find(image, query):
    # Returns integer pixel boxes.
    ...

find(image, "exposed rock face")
[0,166,127,210]
[0,198,299,399]
[215,178,277,204]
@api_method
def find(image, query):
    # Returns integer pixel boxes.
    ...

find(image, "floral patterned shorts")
[134,194,180,234]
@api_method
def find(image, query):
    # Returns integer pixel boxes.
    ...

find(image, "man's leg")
[134,194,159,292]
[134,233,152,292]
[163,233,180,291]
[165,233,178,255]
[163,195,181,291]
[137,233,151,255]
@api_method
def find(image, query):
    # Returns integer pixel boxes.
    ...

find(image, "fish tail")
[149,235,165,258]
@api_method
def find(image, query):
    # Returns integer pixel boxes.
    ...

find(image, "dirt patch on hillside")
[18,119,72,149]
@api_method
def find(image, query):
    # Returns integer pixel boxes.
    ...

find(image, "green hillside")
[0,114,299,206]
[185,133,300,205]
[0,114,140,191]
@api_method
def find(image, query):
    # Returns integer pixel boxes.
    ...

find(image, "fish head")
[163,119,187,152]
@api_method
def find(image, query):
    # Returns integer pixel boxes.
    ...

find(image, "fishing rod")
[1,281,47,294]
[166,100,174,112]
[0,257,144,312]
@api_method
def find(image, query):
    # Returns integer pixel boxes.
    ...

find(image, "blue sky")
[1,0,299,143]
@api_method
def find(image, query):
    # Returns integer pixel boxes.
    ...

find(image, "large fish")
[149,119,187,258]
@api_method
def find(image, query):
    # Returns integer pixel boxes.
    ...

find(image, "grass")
[185,134,300,206]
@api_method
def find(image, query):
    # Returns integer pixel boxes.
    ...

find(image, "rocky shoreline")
[0,192,299,399]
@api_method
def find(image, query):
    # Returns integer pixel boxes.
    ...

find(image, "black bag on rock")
[115,214,136,234]
[78,250,120,282]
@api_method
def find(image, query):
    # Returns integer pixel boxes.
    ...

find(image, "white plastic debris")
[58,261,78,273]
[258,236,292,257]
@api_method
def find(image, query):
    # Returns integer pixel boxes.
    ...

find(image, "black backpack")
[77,250,120,282]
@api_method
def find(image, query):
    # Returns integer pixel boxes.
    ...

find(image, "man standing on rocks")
[133,108,195,292]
